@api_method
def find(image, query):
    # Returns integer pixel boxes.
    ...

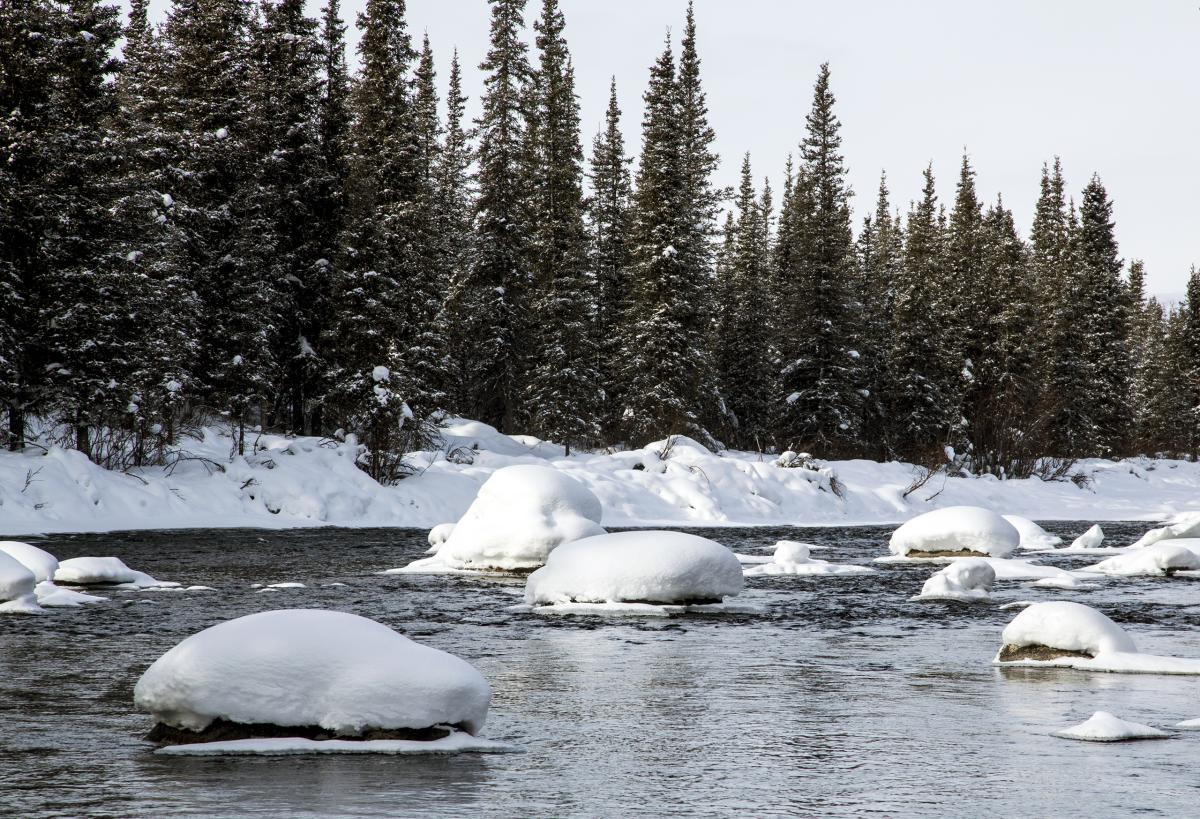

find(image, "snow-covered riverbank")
[3,419,1199,536]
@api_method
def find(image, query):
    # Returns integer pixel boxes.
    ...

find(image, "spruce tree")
[586,78,633,437]
[776,63,861,455]
[945,153,984,422]
[521,0,600,453]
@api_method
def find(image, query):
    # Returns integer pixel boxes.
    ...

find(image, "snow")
[134,609,491,736]
[1053,711,1169,742]
[999,601,1136,657]
[1002,516,1062,550]
[6,420,1200,536]
[1128,512,1200,549]
[523,530,744,607]
[35,580,106,607]
[1175,718,1200,730]
[0,551,41,613]
[1084,543,1200,576]
[0,540,58,581]
[912,558,994,602]
[426,522,455,553]
[54,556,172,588]
[743,540,875,576]
[1066,524,1105,551]
[371,365,389,383]
[154,732,517,756]
[396,465,605,573]
[888,506,1020,558]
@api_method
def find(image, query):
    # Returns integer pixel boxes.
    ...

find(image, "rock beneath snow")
[524,530,744,607]
[0,551,43,614]
[134,609,492,745]
[995,601,1135,663]
[397,465,605,573]
[743,540,874,577]
[913,558,995,602]
[1001,516,1062,551]
[426,522,455,554]
[888,506,1019,559]
[0,540,59,582]
[1053,711,1169,742]
[54,556,173,588]
[1066,524,1104,551]
[1085,543,1200,577]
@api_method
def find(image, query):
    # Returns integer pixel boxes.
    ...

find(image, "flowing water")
[3,523,1200,818]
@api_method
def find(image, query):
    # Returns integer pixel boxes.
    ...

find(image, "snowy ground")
[3,419,1200,536]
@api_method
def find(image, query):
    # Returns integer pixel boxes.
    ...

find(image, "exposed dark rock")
[144,718,458,747]
[997,643,1094,662]
[905,549,988,558]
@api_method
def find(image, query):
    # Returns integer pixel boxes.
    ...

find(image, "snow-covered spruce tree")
[160,0,270,457]
[966,197,1040,475]
[586,78,633,439]
[1074,174,1130,456]
[1124,259,1156,450]
[854,173,902,458]
[619,36,713,447]
[945,153,984,427]
[1181,264,1200,454]
[0,0,64,450]
[714,154,774,450]
[886,166,957,460]
[1133,303,1194,455]
[776,63,863,455]
[327,0,439,482]
[244,0,333,437]
[1165,304,1200,456]
[443,0,530,430]
[520,0,600,454]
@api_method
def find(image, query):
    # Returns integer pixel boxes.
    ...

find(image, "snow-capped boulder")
[0,551,42,614]
[0,541,59,582]
[913,558,995,602]
[1066,524,1104,551]
[524,530,743,606]
[54,556,173,588]
[1129,512,1200,550]
[1053,711,1168,742]
[34,581,107,607]
[1086,543,1200,576]
[134,609,492,746]
[743,540,874,577]
[888,506,1019,558]
[400,465,605,572]
[1001,516,1062,551]
[996,601,1135,663]
[426,522,456,554]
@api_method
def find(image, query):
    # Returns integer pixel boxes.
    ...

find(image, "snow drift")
[0,551,42,614]
[888,506,1019,558]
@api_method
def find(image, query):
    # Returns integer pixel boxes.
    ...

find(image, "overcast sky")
[147,0,1200,297]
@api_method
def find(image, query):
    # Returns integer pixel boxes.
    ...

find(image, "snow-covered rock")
[426,522,456,554]
[397,465,605,573]
[1085,542,1200,576]
[1053,711,1169,742]
[913,558,995,602]
[34,580,107,607]
[1129,511,1200,550]
[743,540,874,577]
[1066,524,1104,551]
[134,609,492,741]
[0,540,58,582]
[54,556,173,588]
[524,530,743,607]
[997,601,1135,662]
[0,551,42,614]
[888,506,1019,558]
[1002,516,1062,551]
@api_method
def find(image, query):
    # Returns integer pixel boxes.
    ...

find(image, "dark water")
[3,523,1200,818]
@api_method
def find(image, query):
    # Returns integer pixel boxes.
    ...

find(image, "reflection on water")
[2,523,1200,817]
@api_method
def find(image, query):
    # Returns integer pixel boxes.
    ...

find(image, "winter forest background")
[3,0,1199,485]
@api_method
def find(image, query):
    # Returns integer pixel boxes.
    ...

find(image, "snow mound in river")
[55,556,174,588]
[1053,711,1168,742]
[1002,516,1062,551]
[888,506,1019,558]
[743,540,874,576]
[1065,524,1104,551]
[524,531,743,606]
[1085,543,1200,576]
[0,551,42,614]
[134,609,492,736]
[1129,511,1200,550]
[399,465,605,573]
[999,601,1136,658]
[913,558,995,602]
[0,541,58,582]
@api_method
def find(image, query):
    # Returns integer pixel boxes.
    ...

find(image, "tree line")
[2,0,1197,481]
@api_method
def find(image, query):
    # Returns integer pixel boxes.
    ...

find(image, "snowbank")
[134,609,492,738]
[6,420,1200,535]
[743,540,874,576]
[1053,711,1168,742]
[888,506,1019,558]
[397,465,605,573]
[34,580,107,607]
[0,541,58,582]
[1002,516,1062,551]
[0,551,42,614]
[54,556,173,588]
[523,531,744,608]
[1085,543,1200,576]
[1129,512,1200,550]
[912,559,995,602]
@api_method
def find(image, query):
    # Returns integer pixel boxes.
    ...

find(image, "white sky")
[146,0,1200,297]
